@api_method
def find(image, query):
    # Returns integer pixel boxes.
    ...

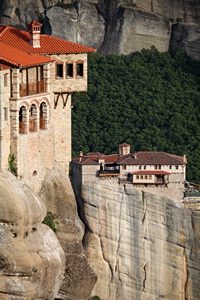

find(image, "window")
[169,165,172,169]
[56,62,63,79]
[29,104,37,132]
[139,166,142,170]
[40,102,48,130]
[66,63,74,78]
[122,165,126,170]
[76,62,84,77]
[145,175,148,179]
[144,166,146,170]
[158,165,161,170]
[176,166,179,170]
[4,73,8,87]
[3,107,8,121]
[155,165,157,170]
[19,106,27,134]
[136,175,139,179]
[149,175,152,179]
[140,175,143,179]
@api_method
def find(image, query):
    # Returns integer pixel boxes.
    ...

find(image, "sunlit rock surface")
[0,0,200,59]
[39,170,97,300]
[0,172,65,300]
[81,181,200,300]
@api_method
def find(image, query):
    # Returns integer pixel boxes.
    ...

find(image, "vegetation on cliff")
[72,48,200,182]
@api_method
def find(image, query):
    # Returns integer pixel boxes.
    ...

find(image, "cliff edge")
[80,181,200,300]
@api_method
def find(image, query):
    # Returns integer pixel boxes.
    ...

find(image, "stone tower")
[0,22,95,191]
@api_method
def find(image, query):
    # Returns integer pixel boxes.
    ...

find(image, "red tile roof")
[133,170,171,175]
[118,152,185,165]
[0,41,54,67]
[0,26,95,55]
[72,151,185,166]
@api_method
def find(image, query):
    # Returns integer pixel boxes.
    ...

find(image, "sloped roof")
[72,151,185,166]
[0,41,54,67]
[72,157,99,165]
[0,26,95,55]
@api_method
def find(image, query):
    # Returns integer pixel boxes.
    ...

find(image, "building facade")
[0,21,94,190]
[71,144,187,196]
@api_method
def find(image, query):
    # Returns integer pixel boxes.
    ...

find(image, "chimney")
[30,20,42,48]
[183,154,187,164]
[79,151,83,157]
[119,143,131,156]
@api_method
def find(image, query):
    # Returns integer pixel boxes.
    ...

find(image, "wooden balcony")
[29,119,37,132]
[19,121,27,134]
[20,80,47,97]
[40,118,46,130]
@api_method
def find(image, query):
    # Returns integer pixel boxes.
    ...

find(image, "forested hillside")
[72,49,200,182]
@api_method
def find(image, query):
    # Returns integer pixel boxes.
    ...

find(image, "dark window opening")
[76,63,83,77]
[40,102,48,130]
[56,63,63,79]
[29,104,37,132]
[19,106,27,134]
[66,63,73,78]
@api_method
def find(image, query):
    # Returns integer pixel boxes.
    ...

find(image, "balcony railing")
[19,121,27,134]
[20,80,47,97]
[29,119,37,132]
[40,118,46,130]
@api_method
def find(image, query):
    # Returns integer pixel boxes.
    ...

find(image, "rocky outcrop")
[81,181,200,300]
[39,170,97,300]
[0,0,200,59]
[0,172,65,299]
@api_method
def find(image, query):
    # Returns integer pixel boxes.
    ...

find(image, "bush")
[42,211,57,232]
[8,153,17,176]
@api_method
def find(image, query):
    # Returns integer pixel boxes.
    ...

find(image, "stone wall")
[0,68,11,171]
[81,181,200,299]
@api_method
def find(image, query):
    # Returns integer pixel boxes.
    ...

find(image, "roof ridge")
[0,26,9,37]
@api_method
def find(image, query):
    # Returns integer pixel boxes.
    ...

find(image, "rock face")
[0,172,65,299]
[81,181,200,300]
[39,170,97,300]
[0,0,200,59]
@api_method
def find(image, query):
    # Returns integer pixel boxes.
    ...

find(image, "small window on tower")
[66,63,74,78]
[4,73,8,87]
[56,63,63,79]
[76,62,84,77]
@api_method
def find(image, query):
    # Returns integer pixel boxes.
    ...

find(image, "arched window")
[76,60,84,77]
[56,62,64,79]
[29,104,37,132]
[19,106,27,134]
[40,102,48,129]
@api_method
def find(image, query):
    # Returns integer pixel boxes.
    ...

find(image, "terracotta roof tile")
[0,26,95,55]
[0,41,54,67]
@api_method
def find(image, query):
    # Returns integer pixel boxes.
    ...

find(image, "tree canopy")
[72,48,200,182]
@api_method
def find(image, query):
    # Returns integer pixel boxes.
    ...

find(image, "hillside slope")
[72,50,200,182]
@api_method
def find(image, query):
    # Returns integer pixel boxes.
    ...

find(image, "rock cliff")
[39,170,97,300]
[80,181,200,300]
[0,0,200,59]
[0,172,65,299]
